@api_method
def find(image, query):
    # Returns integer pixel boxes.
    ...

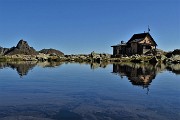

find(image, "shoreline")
[0,52,179,65]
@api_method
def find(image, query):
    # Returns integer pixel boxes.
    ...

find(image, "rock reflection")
[0,61,63,77]
[0,61,179,78]
[37,61,63,68]
[166,64,180,75]
[90,62,108,69]
[0,61,37,77]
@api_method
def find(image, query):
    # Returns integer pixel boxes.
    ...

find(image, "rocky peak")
[16,39,29,49]
[5,39,37,55]
[1,39,64,56]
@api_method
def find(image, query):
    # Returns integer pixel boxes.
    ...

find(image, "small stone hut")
[111,32,157,56]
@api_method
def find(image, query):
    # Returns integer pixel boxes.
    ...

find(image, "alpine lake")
[0,61,179,120]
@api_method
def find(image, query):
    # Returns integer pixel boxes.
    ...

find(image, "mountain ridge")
[0,39,64,56]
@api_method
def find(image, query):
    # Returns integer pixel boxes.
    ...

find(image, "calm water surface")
[0,62,179,120]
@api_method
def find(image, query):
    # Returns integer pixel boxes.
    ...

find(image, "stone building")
[111,32,157,56]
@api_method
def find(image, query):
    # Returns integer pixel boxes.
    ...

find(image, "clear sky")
[0,0,179,54]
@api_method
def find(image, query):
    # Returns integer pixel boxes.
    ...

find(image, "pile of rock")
[90,51,111,62]
[122,49,180,64]
[165,55,180,64]
[164,49,180,64]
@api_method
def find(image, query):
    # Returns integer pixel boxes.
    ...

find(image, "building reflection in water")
[112,63,161,94]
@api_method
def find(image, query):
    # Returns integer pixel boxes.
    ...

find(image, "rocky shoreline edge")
[0,50,180,65]
[0,40,179,64]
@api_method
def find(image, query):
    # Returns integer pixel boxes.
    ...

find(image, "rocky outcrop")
[5,40,37,55]
[164,49,180,64]
[90,51,111,62]
[172,49,180,55]
[165,55,180,64]
[157,55,167,61]
[0,39,65,60]
[165,49,180,58]
[39,48,64,56]
[0,47,9,55]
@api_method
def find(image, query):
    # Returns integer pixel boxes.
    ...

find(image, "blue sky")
[0,0,179,54]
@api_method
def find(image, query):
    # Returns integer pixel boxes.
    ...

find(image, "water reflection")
[112,63,170,94]
[0,62,36,76]
[90,62,108,69]
[37,61,63,68]
[0,61,180,77]
[0,62,179,120]
[0,61,63,77]
[166,64,180,75]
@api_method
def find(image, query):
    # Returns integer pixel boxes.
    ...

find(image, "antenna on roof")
[148,25,150,33]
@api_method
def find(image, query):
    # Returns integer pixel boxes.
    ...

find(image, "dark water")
[0,62,179,120]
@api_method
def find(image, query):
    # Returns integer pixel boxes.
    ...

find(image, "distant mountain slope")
[39,48,64,56]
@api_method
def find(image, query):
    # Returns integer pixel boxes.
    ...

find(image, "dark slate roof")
[127,33,157,46]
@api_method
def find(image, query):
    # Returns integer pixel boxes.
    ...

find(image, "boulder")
[172,49,180,55]
[165,55,180,64]
[171,55,180,63]
[165,49,180,58]
[172,55,180,60]
[156,55,167,61]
